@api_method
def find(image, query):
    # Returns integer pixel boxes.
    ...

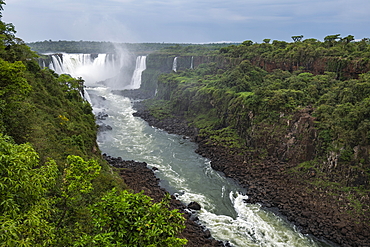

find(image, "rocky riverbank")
[103,154,226,247]
[132,101,370,247]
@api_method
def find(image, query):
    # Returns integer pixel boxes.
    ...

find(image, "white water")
[172,56,178,72]
[46,53,130,88]
[129,56,146,89]
[190,56,194,69]
[48,53,332,247]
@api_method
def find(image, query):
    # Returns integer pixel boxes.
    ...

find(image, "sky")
[2,0,370,44]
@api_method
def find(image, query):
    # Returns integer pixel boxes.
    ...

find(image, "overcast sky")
[2,0,369,43]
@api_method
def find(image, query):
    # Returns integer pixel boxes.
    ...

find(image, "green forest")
[140,34,370,225]
[27,40,234,55]
[0,1,187,246]
[2,0,370,244]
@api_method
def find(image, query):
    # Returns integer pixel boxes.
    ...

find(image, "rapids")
[47,53,334,247]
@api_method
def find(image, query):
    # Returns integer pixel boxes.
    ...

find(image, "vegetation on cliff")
[0,2,187,246]
[139,34,370,245]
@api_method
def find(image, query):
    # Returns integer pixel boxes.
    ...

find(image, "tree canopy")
[0,2,188,246]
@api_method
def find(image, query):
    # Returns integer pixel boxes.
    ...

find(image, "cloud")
[2,0,370,43]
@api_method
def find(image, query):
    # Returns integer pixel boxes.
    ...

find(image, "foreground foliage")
[0,134,57,246]
[0,1,187,246]
[0,135,186,246]
[77,190,186,246]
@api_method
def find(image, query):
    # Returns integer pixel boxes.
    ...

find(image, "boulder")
[187,201,201,210]
[98,123,112,131]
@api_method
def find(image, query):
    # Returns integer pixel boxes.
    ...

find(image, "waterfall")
[190,56,194,69]
[46,53,128,87]
[50,55,64,74]
[44,53,131,103]
[82,88,92,105]
[172,57,178,72]
[129,56,146,89]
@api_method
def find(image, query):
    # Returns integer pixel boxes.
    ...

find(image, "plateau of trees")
[0,1,187,246]
[27,40,235,55]
[219,34,370,80]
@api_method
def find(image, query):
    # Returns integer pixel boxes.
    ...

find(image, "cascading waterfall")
[190,56,194,69]
[81,88,92,105]
[45,53,129,87]
[129,56,146,89]
[44,53,134,103]
[172,56,178,72]
[50,55,64,74]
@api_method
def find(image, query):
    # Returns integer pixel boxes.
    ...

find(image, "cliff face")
[136,51,370,246]
[134,95,370,247]
[139,54,242,98]
[251,56,370,79]
[141,52,370,101]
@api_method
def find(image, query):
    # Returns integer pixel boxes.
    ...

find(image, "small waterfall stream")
[130,55,146,89]
[46,53,333,247]
[172,56,178,72]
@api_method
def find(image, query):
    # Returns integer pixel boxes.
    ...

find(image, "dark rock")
[188,201,202,210]
[189,214,199,222]
[204,229,211,238]
[97,112,108,120]
[98,123,112,131]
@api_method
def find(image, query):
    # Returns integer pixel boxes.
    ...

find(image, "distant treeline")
[27,40,238,54]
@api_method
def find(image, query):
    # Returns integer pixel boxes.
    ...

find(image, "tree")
[0,134,58,246]
[324,34,341,47]
[56,155,101,229]
[341,35,355,44]
[241,40,253,46]
[263,38,271,44]
[324,34,341,42]
[362,38,370,44]
[0,58,33,143]
[272,40,288,48]
[0,0,5,18]
[291,35,304,42]
[76,189,187,247]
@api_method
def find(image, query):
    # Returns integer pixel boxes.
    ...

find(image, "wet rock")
[98,123,112,131]
[204,229,211,238]
[97,112,108,120]
[189,214,199,222]
[188,201,202,210]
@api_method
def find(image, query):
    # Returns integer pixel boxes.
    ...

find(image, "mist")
[4,0,370,43]
[44,44,140,90]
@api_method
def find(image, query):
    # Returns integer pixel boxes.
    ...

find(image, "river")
[48,53,333,247]
[88,85,333,247]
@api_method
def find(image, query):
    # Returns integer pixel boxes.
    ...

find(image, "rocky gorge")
[130,101,370,247]
[34,41,370,246]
